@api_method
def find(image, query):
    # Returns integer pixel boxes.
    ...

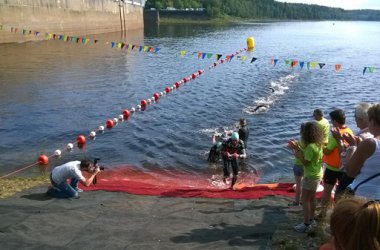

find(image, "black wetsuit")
[238,126,249,148]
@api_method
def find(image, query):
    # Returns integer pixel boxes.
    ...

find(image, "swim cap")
[231,132,239,140]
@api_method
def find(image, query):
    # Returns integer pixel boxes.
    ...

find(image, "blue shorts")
[293,164,304,177]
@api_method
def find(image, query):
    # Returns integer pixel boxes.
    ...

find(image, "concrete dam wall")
[0,0,145,43]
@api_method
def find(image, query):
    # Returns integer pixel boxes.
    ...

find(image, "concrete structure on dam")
[0,0,145,43]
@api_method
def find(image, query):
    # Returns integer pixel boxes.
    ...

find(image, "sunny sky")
[275,0,380,10]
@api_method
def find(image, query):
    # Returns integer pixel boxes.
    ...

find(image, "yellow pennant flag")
[180,50,186,57]
[143,46,149,52]
[117,43,122,48]
[311,62,318,68]
[241,56,246,63]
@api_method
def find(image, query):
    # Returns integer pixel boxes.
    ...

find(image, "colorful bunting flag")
[111,42,115,48]
[180,50,186,57]
[318,63,326,69]
[139,46,143,52]
[241,56,246,63]
[207,53,213,59]
[363,67,367,75]
[22,29,26,35]
[299,62,304,70]
[250,57,257,63]
[230,54,234,62]
[368,67,375,73]
[202,53,206,59]
[335,64,341,72]
[274,59,278,66]
[284,60,290,65]
[155,48,161,53]
[94,40,98,44]
[311,62,317,68]
[307,62,311,70]
[216,54,222,60]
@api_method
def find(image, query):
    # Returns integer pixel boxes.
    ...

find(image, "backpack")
[207,145,220,163]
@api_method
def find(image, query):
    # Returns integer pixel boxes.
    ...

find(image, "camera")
[93,158,105,171]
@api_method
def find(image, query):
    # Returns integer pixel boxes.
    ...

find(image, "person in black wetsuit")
[221,132,246,189]
[238,119,249,149]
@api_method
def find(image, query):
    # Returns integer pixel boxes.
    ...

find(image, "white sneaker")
[294,223,312,233]
[75,187,83,192]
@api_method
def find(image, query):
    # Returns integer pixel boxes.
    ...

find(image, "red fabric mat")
[83,166,319,200]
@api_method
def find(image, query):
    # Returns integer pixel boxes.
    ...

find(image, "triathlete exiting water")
[221,132,246,189]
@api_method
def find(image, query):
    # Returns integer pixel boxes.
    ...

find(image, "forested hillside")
[145,0,380,20]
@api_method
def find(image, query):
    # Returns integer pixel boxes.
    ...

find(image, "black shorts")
[323,168,343,185]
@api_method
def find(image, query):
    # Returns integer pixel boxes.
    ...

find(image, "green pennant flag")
[22,29,26,35]
[207,53,213,59]
[368,67,375,73]
[284,60,290,65]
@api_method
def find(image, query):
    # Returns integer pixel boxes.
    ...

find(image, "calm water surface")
[0,21,379,183]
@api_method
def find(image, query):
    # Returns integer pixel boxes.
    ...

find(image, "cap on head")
[231,132,239,140]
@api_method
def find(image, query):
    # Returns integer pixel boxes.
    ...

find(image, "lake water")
[0,21,379,183]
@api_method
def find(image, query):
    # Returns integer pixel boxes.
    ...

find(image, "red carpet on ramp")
[82,165,299,199]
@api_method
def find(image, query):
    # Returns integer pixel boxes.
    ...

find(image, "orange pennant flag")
[335,64,342,72]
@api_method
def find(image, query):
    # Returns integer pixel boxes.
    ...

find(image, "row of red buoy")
[33,48,247,168]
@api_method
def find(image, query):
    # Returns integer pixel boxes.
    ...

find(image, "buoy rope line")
[0,47,248,179]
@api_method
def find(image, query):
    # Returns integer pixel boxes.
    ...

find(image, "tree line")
[145,0,380,21]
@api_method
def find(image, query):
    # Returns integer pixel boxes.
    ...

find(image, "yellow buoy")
[247,37,255,51]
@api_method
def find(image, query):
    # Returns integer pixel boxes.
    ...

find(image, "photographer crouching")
[46,159,101,199]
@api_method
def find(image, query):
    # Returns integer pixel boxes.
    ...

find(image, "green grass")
[0,175,49,199]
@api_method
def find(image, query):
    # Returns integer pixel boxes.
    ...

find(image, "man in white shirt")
[47,159,100,198]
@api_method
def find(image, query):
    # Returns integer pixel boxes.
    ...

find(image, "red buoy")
[77,135,86,145]
[153,93,160,101]
[175,82,180,88]
[165,87,171,93]
[141,99,147,107]
[106,119,114,129]
[38,155,49,165]
[191,73,196,79]
[122,109,130,119]
[198,70,203,75]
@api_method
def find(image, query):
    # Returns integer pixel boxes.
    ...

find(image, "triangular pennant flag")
[363,67,367,75]
[76,38,80,43]
[139,46,143,52]
[94,39,98,43]
[310,62,317,68]
[299,62,304,70]
[117,43,122,48]
[226,55,231,61]
[197,52,202,59]
[318,63,326,69]
[131,45,136,50]
[143,46,149,52]
[274,59,278,66]
[52,34,56,39]
[202,53,207,59]
[368,67,375,73]
[149,47,154,52]
[180,50,186,57]
[15,28,18,33]
[250,57,257,63]
[307,62,311,70]
[335,64,341,72]
[241,56,246,63]
[22,29,26,35]
[155,48,161,53]
[207,53,213,59]
[11,27,14,32]
[111,42,115,48]
[59,35,63,40]
[35,31,40,36]
[82,38,87,44]
[284,60,290,65]
[29,30,32,35]
[121,43,125,49]
[66,36,70,42]
[270,58,274,65]
[125,44,130,50]
[230,54,234,62]
[216,54,222,60]
[291,60,298,68]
